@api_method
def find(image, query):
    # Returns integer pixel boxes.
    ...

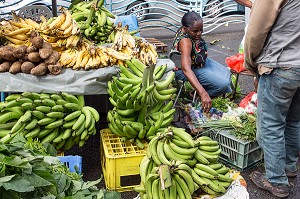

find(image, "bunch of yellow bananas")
[135,39,158,66]
[39,7,81,51]
[135,127,233,198]
[0,13,40,46]
[59,41,132,69]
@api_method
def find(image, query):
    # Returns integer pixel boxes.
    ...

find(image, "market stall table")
[0,59,175,95]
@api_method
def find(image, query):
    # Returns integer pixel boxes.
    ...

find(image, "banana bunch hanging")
[107,58,177,146]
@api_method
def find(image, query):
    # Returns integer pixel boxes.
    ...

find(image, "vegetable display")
[0,5,159,70]
[0,92,99,150]
[0,135,104,199]
[0,34,62,76]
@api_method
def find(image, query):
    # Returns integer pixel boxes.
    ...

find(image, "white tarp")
[0,59,175,95]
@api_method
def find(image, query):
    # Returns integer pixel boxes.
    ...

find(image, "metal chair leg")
[172,82,184,108]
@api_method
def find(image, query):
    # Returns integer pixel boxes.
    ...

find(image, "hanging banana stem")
[141,66,150,91]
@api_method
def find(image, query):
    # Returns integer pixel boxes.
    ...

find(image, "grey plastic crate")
[209,130,263,170]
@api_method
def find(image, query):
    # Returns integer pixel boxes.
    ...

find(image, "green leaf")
[33,168,57,195]
[104,190,121,199]
[1,155,31,170]
[2,175,34,192]
[0,164,5,177]
[0,175,16,182]
[53,173,68,194]
[81,178,102,190]
[71,180,83,195]
[0,188,21,199]
[43,143,57,157]
[23,172,53,188]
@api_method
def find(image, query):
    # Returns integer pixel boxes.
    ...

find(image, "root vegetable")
[30,62,48,76]
[31,36,44,49]
[45,51,60,65]
[39,42,53,59]
[0,46,16,62]
[13,45,27,59]
[0,62,12,72]
[30,31,38,39]
[9,61,23,74]
[28,52,42,62]
[21,61,35,74]
[19,54,28,62]
[48,63,62,75]
[26,46,37,54]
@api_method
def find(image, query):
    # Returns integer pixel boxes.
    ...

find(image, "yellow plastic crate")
[100,129,148,192]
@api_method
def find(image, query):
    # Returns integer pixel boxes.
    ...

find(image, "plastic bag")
[239,91,257,111]
[225,53,246,73]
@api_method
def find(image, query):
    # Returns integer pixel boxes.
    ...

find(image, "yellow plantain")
[59,9,72,30]
[48,13,66,30]
[6,27,31,36]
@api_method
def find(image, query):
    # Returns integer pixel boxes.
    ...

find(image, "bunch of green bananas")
[107,58,177,146]
[0,92,99,150]
[135,126,233,198]
[70,0,116,44]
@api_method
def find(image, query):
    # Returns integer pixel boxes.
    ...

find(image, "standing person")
[234,0,253,53]
[244,0,300,198]
[169,11,232,113]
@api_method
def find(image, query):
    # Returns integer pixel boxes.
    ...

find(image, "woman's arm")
[179,38,212,112]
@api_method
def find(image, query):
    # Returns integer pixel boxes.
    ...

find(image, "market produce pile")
[135,126,233,198]
[0,0,158,71]
[0,32,62,75]
[107,58,176,146]
[0,92,99,150]
[0,134,106,199]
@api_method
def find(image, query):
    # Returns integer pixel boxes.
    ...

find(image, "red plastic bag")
[225,53,246,73]
[239,91,256,108]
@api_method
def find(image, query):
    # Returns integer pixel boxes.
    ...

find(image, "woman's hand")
[200,91,212,113]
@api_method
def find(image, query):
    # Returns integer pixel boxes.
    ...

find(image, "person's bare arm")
[234,0,252,8]
[179,38,212,112]
[244,0,288,73]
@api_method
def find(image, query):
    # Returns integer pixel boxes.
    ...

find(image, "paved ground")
[66,23,300,199]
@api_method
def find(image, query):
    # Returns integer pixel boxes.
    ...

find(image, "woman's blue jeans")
[174,58,232,97]
[257,67,300,186]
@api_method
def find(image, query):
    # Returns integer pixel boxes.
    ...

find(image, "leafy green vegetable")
[0,133,105,199]
[212,97,237,112]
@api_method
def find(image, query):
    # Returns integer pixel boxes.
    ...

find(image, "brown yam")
[30,31,38,39]
[20,61,35,74]
[30,62,48,76]
[9,61,23,74]
[39,43,53,59]
[0,46,16,62]
[31,36,44,49]
[45,51,60,65]
[0,62,12,72]
[19,54,28,62]
[48,63,62,75]
[13,45,27,59]
[28,52,42,62]
[26,46,37,54]
[41,42,53,50]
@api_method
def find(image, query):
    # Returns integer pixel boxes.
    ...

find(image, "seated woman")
[169,11,232,113]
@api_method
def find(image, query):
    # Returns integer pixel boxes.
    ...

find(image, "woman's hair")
[181,11,203,28]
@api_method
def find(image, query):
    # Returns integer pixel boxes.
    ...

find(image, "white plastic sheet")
[0,59,175,95]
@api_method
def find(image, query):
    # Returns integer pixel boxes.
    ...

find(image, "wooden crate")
[145,37,168,53]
